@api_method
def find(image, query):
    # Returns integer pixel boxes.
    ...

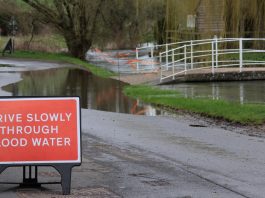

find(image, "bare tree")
[21,0,105,59]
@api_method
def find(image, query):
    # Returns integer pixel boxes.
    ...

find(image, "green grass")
[124,85,265,125]
[5,50,114,78]
[223,52,265,62]
[241,52,265,61]
[1,35,114,77]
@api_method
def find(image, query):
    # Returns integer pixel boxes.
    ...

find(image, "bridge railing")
[159,38,265,82]
[135,39,215,72]
[135,42,181,72]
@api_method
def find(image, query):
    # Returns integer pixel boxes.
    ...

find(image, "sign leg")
[0,165,8,174]
[20,165,40,187]
[53,164,73,195]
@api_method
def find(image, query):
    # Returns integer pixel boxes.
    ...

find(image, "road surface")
[0,59,264,197]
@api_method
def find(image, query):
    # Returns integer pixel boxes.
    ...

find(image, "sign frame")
[0,96,82,195]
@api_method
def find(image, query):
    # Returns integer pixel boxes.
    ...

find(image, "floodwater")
[2,67,160,116]
[161,81,265,104]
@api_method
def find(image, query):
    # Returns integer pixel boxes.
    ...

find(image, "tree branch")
[21,0,60,26]
[88,0,105,40]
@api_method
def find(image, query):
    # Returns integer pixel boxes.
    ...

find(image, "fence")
[135,38,223,72]
[159,38,265,82]
[135,42,186,72]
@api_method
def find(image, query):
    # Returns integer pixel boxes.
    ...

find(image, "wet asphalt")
[1,109,263,198]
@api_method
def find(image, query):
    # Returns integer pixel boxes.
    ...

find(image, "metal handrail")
[158,38,265,82]
[135,39,218,71]
[135,37,241,72]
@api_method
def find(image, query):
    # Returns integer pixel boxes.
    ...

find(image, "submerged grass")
[124,85,265,125]
[4,50,114,78]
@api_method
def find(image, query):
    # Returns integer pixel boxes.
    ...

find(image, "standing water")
[160,81,265,104]
[2,67,161,116]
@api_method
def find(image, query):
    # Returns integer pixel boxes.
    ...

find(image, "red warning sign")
[0,97,81,164]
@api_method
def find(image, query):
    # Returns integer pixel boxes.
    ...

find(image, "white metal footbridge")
[136,38,265,82]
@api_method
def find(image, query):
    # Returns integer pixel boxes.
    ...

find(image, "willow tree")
[165,0,265,42]
[224,0,265,38]
[223,0,265,48]
[165,0,200,42]
[21,0,105,59]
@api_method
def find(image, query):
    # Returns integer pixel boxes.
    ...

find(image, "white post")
[184,45,187,74]
[212,41,215,74]
[190,40,193,69]
[166,44,169,70]
[239,38,243,72]
[172,50,175,79]
[159,52,162,65]
[151,47,154,69]
[215,37,218,68]
[160,53,162,82]
[136,48,139,72]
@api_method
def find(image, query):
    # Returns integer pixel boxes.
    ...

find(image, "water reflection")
[2,68,160,115]
[161,81,265,104]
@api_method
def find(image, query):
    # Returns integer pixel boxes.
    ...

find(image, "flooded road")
[1,67,161,116]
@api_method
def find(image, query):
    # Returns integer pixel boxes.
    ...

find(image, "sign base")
[0,97,82,195]
[19,166,41,188]
[0,164,76,195]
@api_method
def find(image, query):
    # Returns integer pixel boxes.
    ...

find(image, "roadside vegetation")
[5,50,114,78]
[124,85,265,125]
[0,34,113,78]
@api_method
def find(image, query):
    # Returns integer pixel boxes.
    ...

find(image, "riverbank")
[124,85,265,125]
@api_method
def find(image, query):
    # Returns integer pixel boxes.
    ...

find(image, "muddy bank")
[156,105,265,138]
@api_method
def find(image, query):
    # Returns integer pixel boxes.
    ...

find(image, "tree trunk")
[66,40,91,60]
[67,43,90,60]
[21,0,104,60]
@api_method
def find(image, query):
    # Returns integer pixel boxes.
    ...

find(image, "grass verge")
[4,50,114,78]
[124,85,265,125]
